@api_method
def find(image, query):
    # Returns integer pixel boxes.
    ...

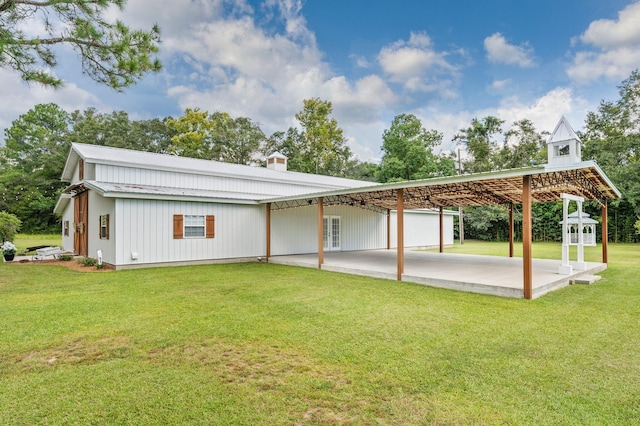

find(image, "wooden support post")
[602,202,608,264]
[386,209,391,250]
[509,203,514,258]
[318,197,324,269]
[266,203,271,262]
[439,206,444,253]
[522,175,533,300]
[397,189,404,281]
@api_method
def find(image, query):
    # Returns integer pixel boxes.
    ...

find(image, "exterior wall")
[270,205,386,255]
[114,199,265,266]
[87,191,116,264]
[94,164,342,197]
[60,200,75,253]
[389,210,455,248]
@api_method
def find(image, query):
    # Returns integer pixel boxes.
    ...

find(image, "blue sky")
[2,0,639,162]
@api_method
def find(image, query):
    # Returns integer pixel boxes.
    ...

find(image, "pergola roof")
[264,161,620,213]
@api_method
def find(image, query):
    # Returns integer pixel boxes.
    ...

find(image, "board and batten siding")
[389,210,455,248]
[95,164,343,197]
[114,199,265,266]
[270,205,386,255]
[87,191,116,263]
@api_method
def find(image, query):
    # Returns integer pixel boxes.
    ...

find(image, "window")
[100,214,109,239]
[63,221,69,237]
[555,144,570,156]
[184,215,205,237]
[173,214,215,239]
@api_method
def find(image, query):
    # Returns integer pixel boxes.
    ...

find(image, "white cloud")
[377,31,460,93]
[415,87,586,153]
[484,33,535,67]
[491,79,511,89]
[0,69,101,137]
[568,1,640,84]
[579,1,640,49]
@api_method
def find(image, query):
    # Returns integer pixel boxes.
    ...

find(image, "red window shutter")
[106,214,110,240]
[206,215,215,238]
[79,159,84,180]
[173,215,184,239]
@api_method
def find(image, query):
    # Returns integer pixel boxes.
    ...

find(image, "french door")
[323,216,341,251]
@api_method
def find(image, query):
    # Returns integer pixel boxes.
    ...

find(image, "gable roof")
[61,143,376,190]
[548,116,581,144]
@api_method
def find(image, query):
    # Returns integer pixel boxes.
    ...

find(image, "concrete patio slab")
[269,249,606,299]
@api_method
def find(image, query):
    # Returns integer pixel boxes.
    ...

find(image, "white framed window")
[173,214,214,239]
[99,214,109,239]
[184,215,206,238]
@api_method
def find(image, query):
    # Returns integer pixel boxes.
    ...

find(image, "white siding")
[94,164,343,197]
[389,211,455,248]
[88,192,116,264]
[60,201,74,253]
[114,199,265,266]
[271,205,386,255]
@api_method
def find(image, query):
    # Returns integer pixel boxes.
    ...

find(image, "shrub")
[0,212,21,243]
[58,254,74,262]
[79,257,98,267]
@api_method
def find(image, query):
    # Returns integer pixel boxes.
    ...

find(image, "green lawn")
[1,238,639,424]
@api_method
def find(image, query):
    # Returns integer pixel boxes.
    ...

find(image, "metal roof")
[62,143,375,190]
[264,161,621,213]
[78,181,272,204]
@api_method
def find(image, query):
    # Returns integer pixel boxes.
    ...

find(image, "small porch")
[269,249,606,299]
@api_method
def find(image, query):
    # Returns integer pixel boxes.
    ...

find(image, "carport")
[263,161,620,299]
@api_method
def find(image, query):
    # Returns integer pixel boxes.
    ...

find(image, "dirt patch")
[7,258,114,273]
[14,335,133,370]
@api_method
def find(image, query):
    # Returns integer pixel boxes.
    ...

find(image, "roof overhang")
[64,181,265,205]
[262,161,621,212]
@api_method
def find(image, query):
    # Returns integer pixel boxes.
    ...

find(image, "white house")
[54,143,455,269]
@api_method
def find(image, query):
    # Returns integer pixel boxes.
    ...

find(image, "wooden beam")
[266,203,271,262]
[522,175,533,300]
[397,189,404,281]
[386,209,391,250]
[318,197,324,268]
[509,203,514,258]
[602,202,608,264]
[439,206,444,253]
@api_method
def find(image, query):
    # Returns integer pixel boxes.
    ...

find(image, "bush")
[79,257,98,267]
[0,212,21,243]
[58,254,74,261]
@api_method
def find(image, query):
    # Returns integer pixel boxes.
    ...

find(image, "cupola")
[266,151,288,171]
[547,116,582,165]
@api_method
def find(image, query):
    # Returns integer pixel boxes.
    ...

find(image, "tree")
[582,70,640,242]
[454,116,504,173]
[0,211,21,242]
[0,103,70,232]
[68,108,175,152]
[294,98,353,176]
[167,109,264,165]
[0,0,161,89]
[496,119,547,169]
[379,113,455,182]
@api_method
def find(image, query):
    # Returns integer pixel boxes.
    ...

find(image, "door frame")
[323,215,341,251]
[73,191,89,257]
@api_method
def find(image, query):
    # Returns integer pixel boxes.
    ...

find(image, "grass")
[1,237,639,424]
[10,234,61,254]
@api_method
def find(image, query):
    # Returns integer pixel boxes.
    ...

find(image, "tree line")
[1,73,639,242]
